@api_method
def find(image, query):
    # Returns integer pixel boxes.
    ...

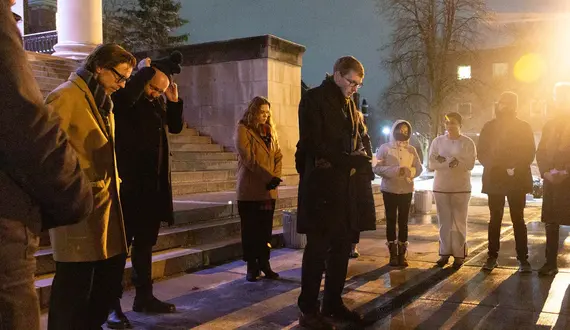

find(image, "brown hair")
[239,96,278,139]
[444,112,463,125]
[333,56,365,77]
[83,44,136,72]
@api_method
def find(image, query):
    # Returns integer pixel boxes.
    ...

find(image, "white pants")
[434,192,470,258]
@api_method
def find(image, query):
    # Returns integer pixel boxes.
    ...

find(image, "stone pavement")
[39,205,545,329]
[370,220,570,329]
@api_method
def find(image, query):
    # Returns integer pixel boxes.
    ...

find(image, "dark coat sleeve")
[0,3,92,230]
[298,91,347,167]
[112,67,156,110]
[536,121,555,177]
[166,99,184,134]
[477,121,494,168]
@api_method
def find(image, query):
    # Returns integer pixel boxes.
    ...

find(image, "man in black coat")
[477,91,535,273]
[296,56,372,329]
[0,1,93,329]
[107,52,185,329]
[536,82,570,276]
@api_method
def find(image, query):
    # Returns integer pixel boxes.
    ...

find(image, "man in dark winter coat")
[536,82,570,276]
[0,2,93,329]
[107,52,185,329]
[296,56,372,329]
[477,91,535,273]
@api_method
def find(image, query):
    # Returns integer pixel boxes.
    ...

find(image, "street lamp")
[382,126,391,143]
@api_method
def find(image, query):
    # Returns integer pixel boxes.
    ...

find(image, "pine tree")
[103,0,189,52]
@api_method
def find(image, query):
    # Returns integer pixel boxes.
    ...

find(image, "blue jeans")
[0,218,40,330]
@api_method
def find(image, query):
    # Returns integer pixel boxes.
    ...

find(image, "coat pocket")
[90,178,111,209]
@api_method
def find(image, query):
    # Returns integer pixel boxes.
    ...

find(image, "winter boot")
[387,241,398,266]
[398,241,409,267]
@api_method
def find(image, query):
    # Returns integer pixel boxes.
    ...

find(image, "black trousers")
[0,219,40,330]
[48,254,125,330]
[298,228,355,314]
[114,189,164,302]
[487,193,528,260]
[113,224,158,302]
[383,191,413,242]
[545,223,560,265]
[238,200,276,263]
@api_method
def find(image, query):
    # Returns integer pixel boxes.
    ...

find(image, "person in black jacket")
[536,82,570,276]
[477,91,535,273]
[107,52,184,329]
[0,2,93,329]
[296,56,372,329]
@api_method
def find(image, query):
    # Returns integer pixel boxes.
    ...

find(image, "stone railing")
[23,30,58,54]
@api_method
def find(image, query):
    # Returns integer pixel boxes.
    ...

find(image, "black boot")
[387,241,398,266]
[133,296,176,314]
[106,299,132,329]
[299,311,337,330]
[246,261,260,282]
[259,259,279,279]
[539,223,559,276]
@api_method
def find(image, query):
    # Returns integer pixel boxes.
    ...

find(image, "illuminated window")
[493,62,509,78]
[457,103,472,119]
[530,99,546,118]
[457,65,471,80]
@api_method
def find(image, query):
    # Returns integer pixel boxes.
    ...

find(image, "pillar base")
[52,41,98,60]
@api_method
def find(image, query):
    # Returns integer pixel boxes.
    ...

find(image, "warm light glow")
[536,275,567,326]
[514,53,546,83]
[457,65,472,80]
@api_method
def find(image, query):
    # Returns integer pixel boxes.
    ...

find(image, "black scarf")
[76,67,114,119]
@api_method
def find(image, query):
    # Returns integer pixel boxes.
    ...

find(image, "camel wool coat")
[45,73,127,262]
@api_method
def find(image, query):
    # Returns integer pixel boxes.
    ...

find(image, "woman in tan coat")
[45,44,136,330]
[235,96,283,282]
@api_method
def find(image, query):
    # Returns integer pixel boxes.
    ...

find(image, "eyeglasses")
[343,76,363,89]
[110,67,129,84]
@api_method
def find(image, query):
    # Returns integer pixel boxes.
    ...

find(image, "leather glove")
[435,155,446,163]
[266,177,283,190]
[449,158,459,168]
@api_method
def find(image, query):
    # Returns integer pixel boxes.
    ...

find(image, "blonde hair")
[239,96,278,140]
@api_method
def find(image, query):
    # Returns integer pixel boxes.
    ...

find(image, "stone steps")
[171,170,237,184]
[172,151,237,161]
[172,160,238,171]
[34,185,385,310]
[171,128,199,136]
[169,135,212,144]
[35,230,286,310]
[170,143,224,152]
[173,180,237,195]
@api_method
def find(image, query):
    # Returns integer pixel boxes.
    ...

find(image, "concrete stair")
[34,185,385,309]
[27,52,78,97]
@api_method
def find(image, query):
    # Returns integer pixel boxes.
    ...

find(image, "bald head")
[144,68,170,100]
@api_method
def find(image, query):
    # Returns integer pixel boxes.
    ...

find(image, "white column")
[12,0,25,35]
[53,0,103,60]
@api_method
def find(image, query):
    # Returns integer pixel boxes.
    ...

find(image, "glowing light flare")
[382,127,391,135]
[550,15,570,78]
[514,53,546,83]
